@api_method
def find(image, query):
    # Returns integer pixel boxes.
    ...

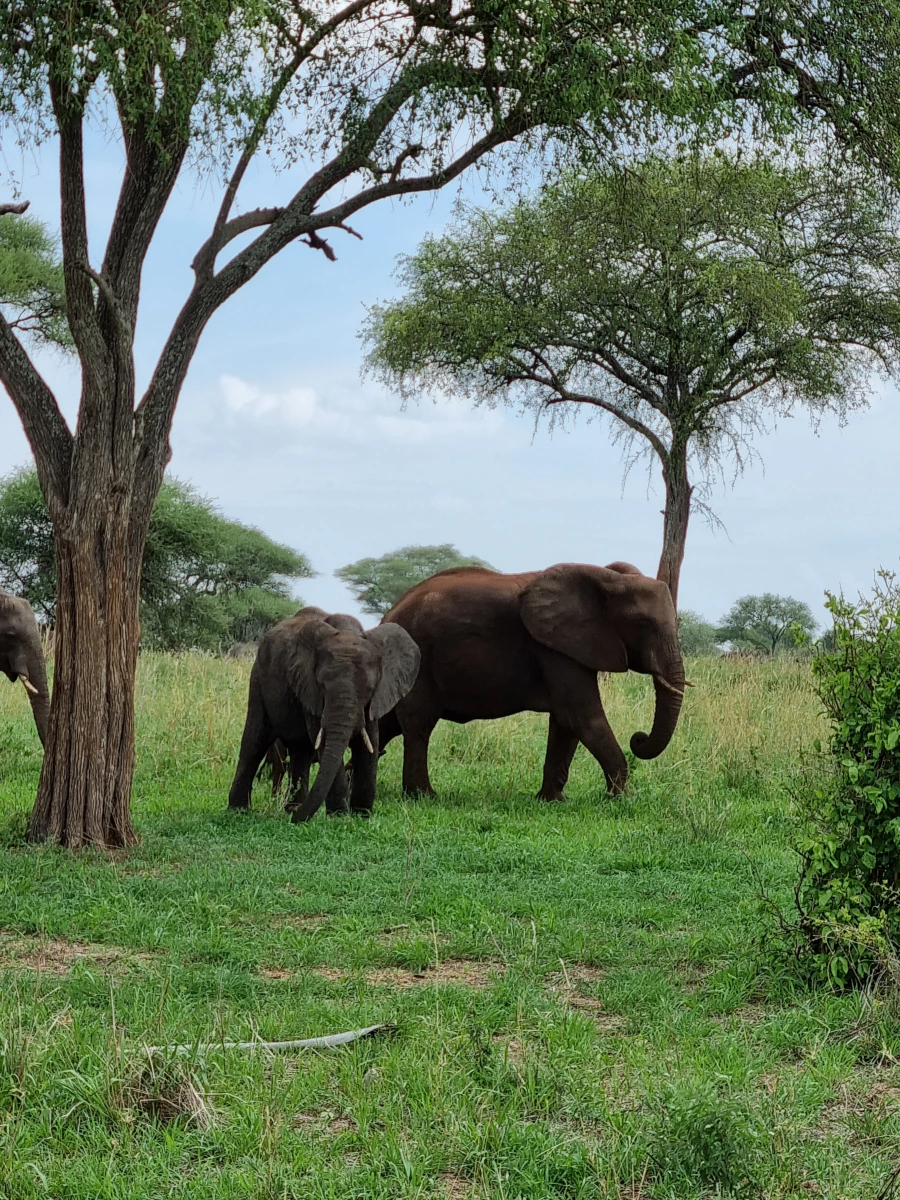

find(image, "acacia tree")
[1,4,900,848]
[336,543,492,616]
[717,593,817,655]
[0,469,311,647]
[364,156,900,607]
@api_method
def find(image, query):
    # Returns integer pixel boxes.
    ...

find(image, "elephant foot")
[537,788,567,803]
[402,784,435,799]
[350,806,373,818]
[227,799,251,812]
[605,773,628,796]
[327,806,351,818]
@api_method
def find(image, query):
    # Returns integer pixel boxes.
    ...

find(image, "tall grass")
[3,655,899,1199]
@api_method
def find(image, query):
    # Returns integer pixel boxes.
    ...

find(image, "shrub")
[649,1082,764,1194]
[794,571,900,986]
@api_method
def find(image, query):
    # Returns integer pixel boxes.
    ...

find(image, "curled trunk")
[630,643,686,760]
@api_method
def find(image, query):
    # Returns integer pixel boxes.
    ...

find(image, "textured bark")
[27,496,149,848]
[656,445,692,611]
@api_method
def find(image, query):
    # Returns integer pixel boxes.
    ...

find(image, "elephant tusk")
[19,675,39,695]
[314,727,324,751]
[361,728,374,754]
[685,680,695,688]
[654,676,685,698]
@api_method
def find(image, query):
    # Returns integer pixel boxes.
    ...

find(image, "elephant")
[227,606,420,821]
[0,590,50,745]
[378,561,686,799]
[227,641,259,659]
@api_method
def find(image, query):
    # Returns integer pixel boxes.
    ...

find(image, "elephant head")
[0,590,50,746]
[520,562,685,760]
[285,610,420,821]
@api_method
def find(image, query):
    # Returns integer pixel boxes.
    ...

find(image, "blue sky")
[1,128,898,629]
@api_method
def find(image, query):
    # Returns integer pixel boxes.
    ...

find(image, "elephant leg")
[573,709,628,795]
[228,691,272,811]
[397,696,439,797]
[544,656,628,796]
[284,740,313,814]
[349,722,379,816]
[538,715,579,801]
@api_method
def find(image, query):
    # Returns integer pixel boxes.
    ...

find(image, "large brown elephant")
[0,590,49,745]
[379,562,686,798]
[228,607,420,821]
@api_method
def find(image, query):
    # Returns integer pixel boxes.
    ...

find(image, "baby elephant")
[227,607,420,821]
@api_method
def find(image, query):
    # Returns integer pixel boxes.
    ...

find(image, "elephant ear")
[520,563,630,673]
[364,624,421,720]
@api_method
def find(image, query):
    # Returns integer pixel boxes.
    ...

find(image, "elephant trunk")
[629,639,685,760]
[291,686,358,823]
[14,642,49,747]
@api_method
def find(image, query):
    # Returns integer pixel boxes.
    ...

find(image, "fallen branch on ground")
[144,1023,394,1056]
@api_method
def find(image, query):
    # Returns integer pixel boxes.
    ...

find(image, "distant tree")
[716,594,818,656]
[677,610,720,656]
[364,156,900,608]
[0,203,70,348]
[336,544,494,617]
[0,468,312,649]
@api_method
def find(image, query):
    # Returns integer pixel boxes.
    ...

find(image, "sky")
[1,126,899,630]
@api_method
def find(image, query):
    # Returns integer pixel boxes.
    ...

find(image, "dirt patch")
[438,1171,474,1198]
[0,933,153,976]
[817,1072,900,1140]
[545,964,624,1030]
[492,1034,526,1068]
[260,967,294,980]
[293,1110,357,1136]
[310,959,505,988]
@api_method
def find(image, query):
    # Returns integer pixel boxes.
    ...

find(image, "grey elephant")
[227,606,420,820]
[0,590,50,745]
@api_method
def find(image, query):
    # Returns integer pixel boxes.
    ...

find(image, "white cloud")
[219,374,361,441]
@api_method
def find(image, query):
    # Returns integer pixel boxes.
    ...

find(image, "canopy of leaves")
[0,469,312,648]
[0,212,69,347]
[336,544,494,617]
[716,593,818,656]
[364,155,900,501]
[677,610,720,657]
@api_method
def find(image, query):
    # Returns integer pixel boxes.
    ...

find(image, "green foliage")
[795,573,900,986]
[717,594,818,656]
[336,544,494,617]
[365,154,900,512]
[650,1083,764,1194]
[677,609,720,656]
[0,467,55,619]
[2,653,898,1195]
[0,211,69,348]
[0,469,311,649]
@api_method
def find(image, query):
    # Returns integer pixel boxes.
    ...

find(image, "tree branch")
[0,311,73,508]
[0,201,30,216]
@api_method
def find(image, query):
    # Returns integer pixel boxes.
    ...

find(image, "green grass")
[0,654,898,1198]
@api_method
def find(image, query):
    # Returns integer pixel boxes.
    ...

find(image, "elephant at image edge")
[0,590,49,745]
[379,562,686,798]
[228,607,420,820]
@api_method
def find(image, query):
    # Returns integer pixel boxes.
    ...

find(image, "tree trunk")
[656,447,693,612]
[27,501,147,849]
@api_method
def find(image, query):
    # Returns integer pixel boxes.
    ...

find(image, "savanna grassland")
[0,656,898,1199]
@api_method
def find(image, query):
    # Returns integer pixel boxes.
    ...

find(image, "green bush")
[649,1082,764,1195]
[795,571,900,986]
